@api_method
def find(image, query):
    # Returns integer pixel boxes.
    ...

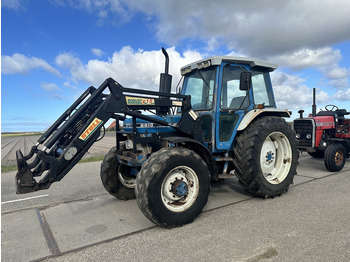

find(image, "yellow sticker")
[79,118,103,141]
[126,96,155,105]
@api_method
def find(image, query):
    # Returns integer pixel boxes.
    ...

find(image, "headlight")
[306,134,312,139]
[295,134,300,139]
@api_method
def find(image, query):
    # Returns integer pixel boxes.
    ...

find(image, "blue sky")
[2,0,350,132]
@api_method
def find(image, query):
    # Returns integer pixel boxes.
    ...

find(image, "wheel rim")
[260,132,292,184]
[334,150,344,166]
[161,166,199,212]
[118,165,136,189]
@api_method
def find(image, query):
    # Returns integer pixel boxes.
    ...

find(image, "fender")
[237,108,291,131]
[162,136,218,179]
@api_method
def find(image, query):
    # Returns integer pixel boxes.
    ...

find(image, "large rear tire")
[233,116,298,198]
[324,143,347,172]
[135,147,210,228]
[100,147,136,200]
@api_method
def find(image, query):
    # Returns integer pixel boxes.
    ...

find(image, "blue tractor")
[16,48,298,227]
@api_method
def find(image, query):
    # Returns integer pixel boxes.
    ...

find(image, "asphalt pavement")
[2,154,350,262]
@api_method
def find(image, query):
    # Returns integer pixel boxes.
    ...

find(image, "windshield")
[182,67,216,111]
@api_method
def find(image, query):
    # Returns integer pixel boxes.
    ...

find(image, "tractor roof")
[180,56,278,75]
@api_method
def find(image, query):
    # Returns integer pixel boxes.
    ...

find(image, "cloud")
[2,53,61,76]
[55,52,82,69]
[41,82,60,91]
[271,47,342,70]
[272,47,350,90]
[9,1,350,59]
[54,45,348,108]
[63,0,132,25]
[334,88,350,101]
[91,48,105,57]
[63,81,78,90]
[271,71,330,110]
[40,82,63,100]
[2,0,27,10]
[57,1,349,93]
[121,0,350,56]
[55,46,202,91]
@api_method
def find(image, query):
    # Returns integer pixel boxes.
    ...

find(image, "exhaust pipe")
[312,88,316,117]
[159,47,172,95]
[158,47,173,115]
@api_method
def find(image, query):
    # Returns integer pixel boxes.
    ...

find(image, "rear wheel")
[135,147,210,228]
[324,143,347,172]
[100,147,136,200]
[233,116,298,198]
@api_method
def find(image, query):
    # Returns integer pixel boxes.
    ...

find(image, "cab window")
[251,71,274,107]
[220,66,249,110]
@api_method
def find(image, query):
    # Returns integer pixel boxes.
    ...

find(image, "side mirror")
[239,72,252,91]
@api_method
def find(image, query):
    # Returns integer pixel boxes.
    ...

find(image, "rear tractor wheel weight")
[135,147,211,228]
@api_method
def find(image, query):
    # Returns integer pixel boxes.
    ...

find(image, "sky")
[1,0,350,132]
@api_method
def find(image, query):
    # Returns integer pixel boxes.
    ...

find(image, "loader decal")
[126,96,155,105]
[79,118,103,141]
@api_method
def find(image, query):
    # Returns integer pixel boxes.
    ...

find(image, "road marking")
[1,194,49,204]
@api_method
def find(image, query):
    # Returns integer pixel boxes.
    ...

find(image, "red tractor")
[294,88,350,172]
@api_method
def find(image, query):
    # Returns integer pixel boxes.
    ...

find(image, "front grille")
[294,119,314,147]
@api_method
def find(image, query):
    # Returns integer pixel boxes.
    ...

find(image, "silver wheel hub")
[161,166,199,212]
[260,132,292,184]
[118,165,136,189]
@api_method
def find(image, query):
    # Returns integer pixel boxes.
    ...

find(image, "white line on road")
[1,194,49,204]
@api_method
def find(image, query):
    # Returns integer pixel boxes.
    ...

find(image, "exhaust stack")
[158,47,173,115]
[159,47,172,95]
[312,88,316,117]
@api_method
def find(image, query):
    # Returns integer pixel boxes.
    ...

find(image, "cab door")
[215,64,252,151]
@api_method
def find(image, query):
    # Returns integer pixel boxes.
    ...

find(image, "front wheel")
[324,143,347,172]
[233,116,298,198]
[135,147,210,228]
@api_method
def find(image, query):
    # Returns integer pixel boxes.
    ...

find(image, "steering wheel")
[325,104,338,111]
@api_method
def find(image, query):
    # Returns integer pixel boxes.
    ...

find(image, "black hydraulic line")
[38,86,96,145]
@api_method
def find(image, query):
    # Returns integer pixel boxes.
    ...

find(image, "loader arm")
[16,77,201,194]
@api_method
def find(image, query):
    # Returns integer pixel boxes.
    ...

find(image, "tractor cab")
[180,56,283,152]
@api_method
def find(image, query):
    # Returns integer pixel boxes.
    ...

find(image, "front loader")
[16,48,298,227]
